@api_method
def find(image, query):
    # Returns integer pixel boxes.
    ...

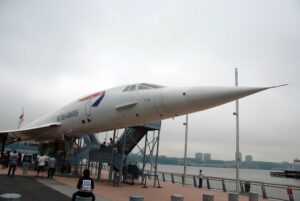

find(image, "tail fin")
[18,107,24,129]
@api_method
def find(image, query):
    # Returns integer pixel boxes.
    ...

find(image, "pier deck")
[0,168,273,201]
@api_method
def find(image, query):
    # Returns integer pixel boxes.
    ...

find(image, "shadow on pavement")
[0,174,70,201]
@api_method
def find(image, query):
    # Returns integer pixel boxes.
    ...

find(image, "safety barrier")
[66,163,300,201]
[157,171,300,201]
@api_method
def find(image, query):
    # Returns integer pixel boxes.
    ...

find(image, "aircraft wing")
[0,122,61,144]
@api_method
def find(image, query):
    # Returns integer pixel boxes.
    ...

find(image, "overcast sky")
[0,0,299,162]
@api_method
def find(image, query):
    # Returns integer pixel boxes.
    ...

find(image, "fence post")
[261,184,268,199]
[240,182,245,193]
[181,175,184,185]
[206,178,211,189]
[80,162,83,175]
[203,193,214,201]
[228,192,238,201]
[171,194,183,201]
[162,172,166,182]
[142,173,147,188]
[129,195,144,201]
[222,179,226,192]
[171,173,175,183]
[249,192,258,201]
[193,176,197,187]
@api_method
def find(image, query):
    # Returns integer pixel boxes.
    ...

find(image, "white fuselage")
[13,83,272,141]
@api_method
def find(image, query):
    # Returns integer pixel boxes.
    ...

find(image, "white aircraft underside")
[0,83,286,143]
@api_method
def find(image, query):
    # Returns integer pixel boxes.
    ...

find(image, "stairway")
[68,135,100,164]
[89,121,161,171]
[116,127,147,155]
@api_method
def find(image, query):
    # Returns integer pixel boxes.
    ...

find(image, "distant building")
[294,159,300,171]
[203,153,211,161]
[195,152,211,162]
[245,155,253,163]
[195,152,203,161]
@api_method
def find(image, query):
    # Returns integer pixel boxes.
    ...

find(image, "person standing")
[72,169,95,201]
[287,186,294,201]
[36,154,46,178]
[2,151,9,168]
[47,155,56,179]
[244,181,251,193]
[198,169,204,188]
[22,153,32,175]
[7,150,18,177]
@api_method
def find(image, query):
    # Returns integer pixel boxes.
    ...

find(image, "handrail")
[154,171,300,201]
[66,163,300,201]
[156,171,300,189]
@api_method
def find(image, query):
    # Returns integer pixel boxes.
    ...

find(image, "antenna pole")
[183,114,189,186]
[234,68,240,193]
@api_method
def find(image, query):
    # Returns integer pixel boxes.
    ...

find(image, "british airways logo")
[79,91,105,107]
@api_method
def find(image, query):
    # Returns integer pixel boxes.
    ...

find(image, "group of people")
[35,154,57,179]
[1,150,57,179]
[6,150,18,177]
[2,150,28,177]
[2,150,96,200]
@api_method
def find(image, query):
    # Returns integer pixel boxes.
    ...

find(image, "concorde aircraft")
[0,83,286,145]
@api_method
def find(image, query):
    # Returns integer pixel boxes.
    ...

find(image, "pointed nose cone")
[157,85,281,117]
[155,84,286,118]
[185,86,269,112]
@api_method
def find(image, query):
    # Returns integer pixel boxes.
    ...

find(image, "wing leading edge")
[0,122,61,144]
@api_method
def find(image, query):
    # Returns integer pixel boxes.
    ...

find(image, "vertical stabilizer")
[18,108,24,129]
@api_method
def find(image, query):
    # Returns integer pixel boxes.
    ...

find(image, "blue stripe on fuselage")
[92,95,105,107]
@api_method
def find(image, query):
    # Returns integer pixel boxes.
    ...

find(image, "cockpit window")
[138,85,151,90]
[129,85,136,91]
[123,86,130,92]
[138,83,164,90]
[123,85,136,92]
[123,83,164,92]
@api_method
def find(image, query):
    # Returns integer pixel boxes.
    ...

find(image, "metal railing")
[65,163,300,201]
[155,171,300,201]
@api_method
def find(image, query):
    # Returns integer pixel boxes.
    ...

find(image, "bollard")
[249,192,258,201]
[0,193,21,201]
[228,192,238,201]
[129,195,144,201]
[171,194,184,201]
[203,193,214,201]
